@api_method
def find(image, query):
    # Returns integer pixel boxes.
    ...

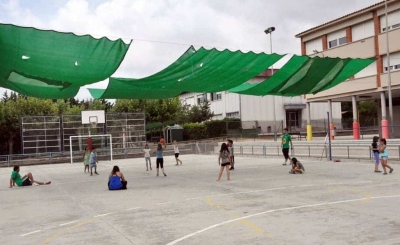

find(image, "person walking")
[281,128,293,166]
[379,138,394,175]
[217,143,231,181]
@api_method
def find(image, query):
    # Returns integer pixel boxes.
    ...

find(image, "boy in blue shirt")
[90,147,99,176]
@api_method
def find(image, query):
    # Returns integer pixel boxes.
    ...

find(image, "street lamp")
[312,49,325,57]
[264,27,277,141]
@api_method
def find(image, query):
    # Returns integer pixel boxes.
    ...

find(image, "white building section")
[180,89,341,132]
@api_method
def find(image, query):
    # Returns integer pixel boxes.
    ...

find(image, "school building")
[179,69,341,135]
[296,0,400,139]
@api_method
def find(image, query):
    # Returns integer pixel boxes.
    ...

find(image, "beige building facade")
[296,0,400,139]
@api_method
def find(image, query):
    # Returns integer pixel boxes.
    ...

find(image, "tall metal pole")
[327,112,332,161]
[270,32,277,141]
[385,0,393,136]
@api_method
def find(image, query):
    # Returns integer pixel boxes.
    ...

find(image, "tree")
[187,102,214,123]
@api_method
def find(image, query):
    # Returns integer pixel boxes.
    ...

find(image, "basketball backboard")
[81,110,105,124]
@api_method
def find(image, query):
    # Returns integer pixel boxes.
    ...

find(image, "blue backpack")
[109,175,123,190]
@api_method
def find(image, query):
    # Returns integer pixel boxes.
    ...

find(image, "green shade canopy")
[0,24,131,99]
[229,55,375,96]
[89,46,284,99]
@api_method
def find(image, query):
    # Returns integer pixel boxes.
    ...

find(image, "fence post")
[263,144,266,156]
[7,155,10,167]
[277,146,279,156]
[50,153,53,164]
[398,145,400,160]
[308,146,310,157]
[347,146,350,159]
[240,145,243,155]
[252,146,254,155]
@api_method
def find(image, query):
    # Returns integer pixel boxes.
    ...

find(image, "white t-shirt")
[143,149,150,157]
[174,145,179,153]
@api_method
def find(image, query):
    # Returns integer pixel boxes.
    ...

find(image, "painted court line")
[59,220,81,227]
[93,212,114,218]
[20,230,42,237]
[166,194,400,245]
[126,207,141,211]
[157,201,173,205]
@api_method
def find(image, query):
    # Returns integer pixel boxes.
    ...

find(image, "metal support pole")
[327,112,332,161]
[385,0,393,136]
[270,32,277,141]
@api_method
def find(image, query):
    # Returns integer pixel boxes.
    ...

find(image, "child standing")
[217,143,231,181]
[370,136,381,173]
[173,140,182,166]
[227,139,235,170]
[153,143,167,177]
[289,157,305,174]
[143,144,152,171]
[379,138,394,175]
[83,146,90,173]
[89,147,99,176]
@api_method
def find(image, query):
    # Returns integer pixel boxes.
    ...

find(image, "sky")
[0,0,380,99]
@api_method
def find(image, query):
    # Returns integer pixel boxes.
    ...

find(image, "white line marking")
[94,212,114,218]
[166,194,400,245]
[59,220,81,227]
[20,230,41,237]
[126,207,141,211]
[157,201,173,205]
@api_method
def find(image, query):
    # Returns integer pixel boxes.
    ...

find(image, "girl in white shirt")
[143,144,152,171]
[173,140,182,166]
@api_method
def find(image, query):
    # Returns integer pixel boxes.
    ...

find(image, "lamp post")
[312,49,325,57]
[264,27,277,141]
[384,0,393,136]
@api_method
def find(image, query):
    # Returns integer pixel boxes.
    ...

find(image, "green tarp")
[90,48,374,99]
[229,55,375,96]
[0,24,131,99]
[90,46,284,99]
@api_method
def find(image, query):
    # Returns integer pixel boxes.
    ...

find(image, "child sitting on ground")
[289,157,305,174]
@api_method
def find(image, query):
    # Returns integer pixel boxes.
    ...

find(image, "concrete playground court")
[0,155,399,245]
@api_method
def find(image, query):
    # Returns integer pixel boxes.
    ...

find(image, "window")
[210,93,222,101]
[383,52,400,73]
[352,20,374,41]
[380,10,400,32]
[286,110,301,128]
[226,112,240,118]
[327,29,346,49]
[197,94,207,104]
[305,37,323,55]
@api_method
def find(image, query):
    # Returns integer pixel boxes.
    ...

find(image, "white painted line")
[166,194,400,245]
[299,184,314,187]
[126,207,141,211]
[20,230,41,237]
[157,201,173,205]
[59,219,81,227]
[186,187,288,201]
[94,212,114,218]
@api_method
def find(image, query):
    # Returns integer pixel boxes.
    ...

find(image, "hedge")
[182,123,207,141]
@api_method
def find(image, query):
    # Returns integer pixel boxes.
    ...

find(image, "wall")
[377,100,400,138]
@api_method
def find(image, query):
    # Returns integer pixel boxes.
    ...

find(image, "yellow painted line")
[205,196,273,238]
[43,218,94,244]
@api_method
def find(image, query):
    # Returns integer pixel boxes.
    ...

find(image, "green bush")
[183,123,207,140]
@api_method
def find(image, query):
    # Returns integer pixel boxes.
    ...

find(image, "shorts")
[175,153,179,158]
[145,157,151,164]
[156,158,164,169]
[89,163,97,168]
[373,152,380,165]
[380,156,388,160]
[22,177,32,186]
[282,148,290,159]
[221,162,230,167]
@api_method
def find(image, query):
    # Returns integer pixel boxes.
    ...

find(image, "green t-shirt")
[11,171,23,186]
[281,134,292,149]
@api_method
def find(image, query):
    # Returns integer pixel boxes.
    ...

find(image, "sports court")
[1,154,399,245]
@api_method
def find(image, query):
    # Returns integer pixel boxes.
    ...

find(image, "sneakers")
[163,173,167,177]
[282,163,287,166]
[95,172,99,175]
[390,168,394,174]
[229,167,235,170]
[45,181,51,185]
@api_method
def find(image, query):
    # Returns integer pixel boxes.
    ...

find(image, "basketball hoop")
[90,121,97,128]
[89,116,98,128]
